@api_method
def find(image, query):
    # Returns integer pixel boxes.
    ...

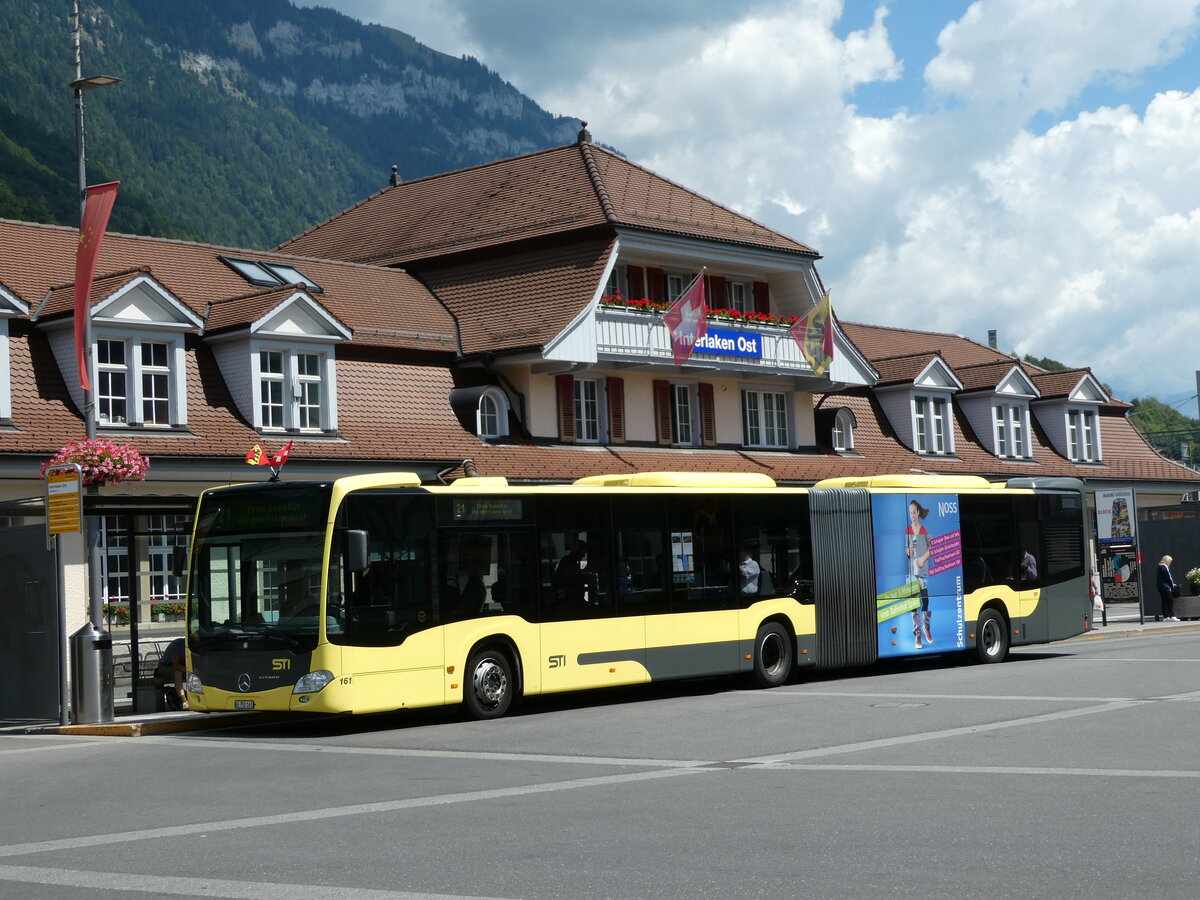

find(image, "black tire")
[974,608,1009,664]
[752,622,793,688]
[463,647,515,719]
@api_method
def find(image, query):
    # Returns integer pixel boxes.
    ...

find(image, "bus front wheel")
[753,622,793,688]
[974,609,1009,664]
[464,647,514,719]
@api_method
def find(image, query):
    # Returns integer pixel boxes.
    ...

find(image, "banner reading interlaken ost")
[664,277,836,375]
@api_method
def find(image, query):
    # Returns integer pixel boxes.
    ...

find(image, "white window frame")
[1066,407,1099,462]
[727,280,749,313]
[833,408,855,452]
[140,341,172,426]
[913,394,952,455]
[96,338,129,426]
[993,402,1030,459]
[671,382,696,446]
[92,331,186,428]
[742,387,789,449]
[574,377,603,444]
[477,387,510,439]
[666,273,685,303]
[0,319,13,421]
[254,344,334,433]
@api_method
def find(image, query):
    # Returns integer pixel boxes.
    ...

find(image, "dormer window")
[832,408,855,452]
[994,402,1030,459]
[477,388,510,440]
[914,394,952,455]
[1067,408,1099,461]
[94,334,186,427]
[257,347,330,432]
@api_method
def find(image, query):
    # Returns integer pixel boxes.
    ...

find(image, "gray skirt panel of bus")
[809,488,877,669]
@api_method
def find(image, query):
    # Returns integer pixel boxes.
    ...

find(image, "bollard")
[69,621,114,724]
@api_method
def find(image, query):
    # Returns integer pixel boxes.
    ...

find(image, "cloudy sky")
[298,0,1200,405]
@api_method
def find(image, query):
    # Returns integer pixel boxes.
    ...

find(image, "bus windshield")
[187,484,333,651]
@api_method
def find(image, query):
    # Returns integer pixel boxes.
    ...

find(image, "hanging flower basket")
[40,438,150,487]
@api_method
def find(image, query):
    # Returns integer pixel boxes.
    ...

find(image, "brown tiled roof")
[871,352,943,386]
[813,389,1197,485]
[419,238,615,354]
[840,322,1011,369]
[955,360,1028,393]
[0,219,454,353]
[279,142,818,266]
[38,267,151,317]
[1028,368,1100,401]
[203,285,349,337]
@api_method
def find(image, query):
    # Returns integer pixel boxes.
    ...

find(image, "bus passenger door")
[538,513,648,693]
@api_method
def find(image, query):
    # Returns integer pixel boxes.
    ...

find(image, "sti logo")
[272,659,291,671]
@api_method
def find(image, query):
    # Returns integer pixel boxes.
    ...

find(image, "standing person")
[906,500,933,649]
[1157,555,1179,622]
[738,545,761,595]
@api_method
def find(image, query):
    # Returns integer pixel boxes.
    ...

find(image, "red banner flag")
[788,291,835,376]
[74,181,120,391]
[245,444,266,466]
[662,273,707,367]
[269,440,294,467]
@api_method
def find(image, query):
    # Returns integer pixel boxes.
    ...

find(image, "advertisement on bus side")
[872,494,965,658]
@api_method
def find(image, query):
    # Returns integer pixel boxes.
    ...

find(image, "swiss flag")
[269,440,294,467]
[662,273,707,367]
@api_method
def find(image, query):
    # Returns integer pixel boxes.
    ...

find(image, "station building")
[0,128,1194,716]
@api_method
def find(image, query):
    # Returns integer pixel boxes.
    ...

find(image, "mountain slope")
[0,0,577,248]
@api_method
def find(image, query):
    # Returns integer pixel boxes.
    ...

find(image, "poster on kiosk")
[872,494,965,658]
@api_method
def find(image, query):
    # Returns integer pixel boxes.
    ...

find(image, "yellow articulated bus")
[182,471,1091,719]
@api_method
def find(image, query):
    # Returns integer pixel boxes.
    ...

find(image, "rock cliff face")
[0,0,578,248]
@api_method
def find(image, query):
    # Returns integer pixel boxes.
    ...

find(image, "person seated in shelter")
[153,637,187,711]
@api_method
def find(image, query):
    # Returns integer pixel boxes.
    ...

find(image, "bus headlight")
[293,670,334,694]
[185,672,203,694]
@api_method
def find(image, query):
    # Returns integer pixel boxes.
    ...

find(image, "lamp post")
[68,0,119,723]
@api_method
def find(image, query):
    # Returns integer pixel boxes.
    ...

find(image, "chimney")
[987,329,998,349]
[388,165,401,187]
[577,120,592,144]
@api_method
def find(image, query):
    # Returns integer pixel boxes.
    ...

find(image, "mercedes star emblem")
[237,673,252,692]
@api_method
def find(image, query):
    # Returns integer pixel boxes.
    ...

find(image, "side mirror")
[345,529,369,574]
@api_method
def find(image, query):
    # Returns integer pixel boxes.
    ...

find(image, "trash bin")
[69,621,114,724]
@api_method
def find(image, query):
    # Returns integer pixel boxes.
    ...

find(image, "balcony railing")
[595,307,818,374]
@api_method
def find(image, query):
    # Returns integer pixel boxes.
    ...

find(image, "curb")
[1064,622,1200,643]
[24,711,291,737]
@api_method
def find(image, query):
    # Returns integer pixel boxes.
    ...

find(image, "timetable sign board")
[46,464,83,536]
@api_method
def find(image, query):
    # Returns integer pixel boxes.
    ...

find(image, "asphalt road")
[3,627,1200,899]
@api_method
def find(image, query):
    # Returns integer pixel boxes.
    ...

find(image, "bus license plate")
[234,699,255,710]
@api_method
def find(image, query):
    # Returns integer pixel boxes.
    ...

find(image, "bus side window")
[733,494,810,604]
[535,495,612,622]
[610,496,668,616]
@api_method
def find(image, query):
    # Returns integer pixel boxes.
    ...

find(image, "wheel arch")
[466,634,524,698]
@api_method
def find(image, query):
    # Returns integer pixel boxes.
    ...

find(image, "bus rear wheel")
[464,647,514,719]
[974,609,1009,664]
[753,622,793,688]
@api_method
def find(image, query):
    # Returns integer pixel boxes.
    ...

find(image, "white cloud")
[298,0,1200,397]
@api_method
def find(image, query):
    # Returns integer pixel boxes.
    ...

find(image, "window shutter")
[707,275,727,308]
[653,380,672,445]
[698,383,716,447]
[626,265,645,301]
[752,281,770,314]
[607,377,626,444]
[556,374,576,443]
[646,267,666,304]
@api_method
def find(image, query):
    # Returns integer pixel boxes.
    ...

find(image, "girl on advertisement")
[907,500,933,649]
